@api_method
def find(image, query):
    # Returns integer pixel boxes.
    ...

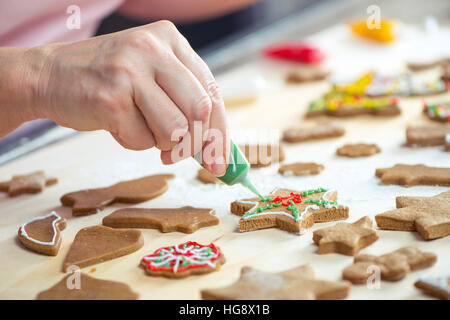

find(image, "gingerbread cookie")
[103,206,219,233]
[342,246,437,284]
[406,124,450,147]
[231,187,349,234]
[141,241,225,278]
[375,191,450,240]
[201,264,351,300]
[336,143,381,157]
[36,273,139,300]
[312,216,378,256]
[239,144,285,168]
[307,92,400,118]
[197,168,222,184]
[423,102,450,122]
[0,171,57,197]
[375,164,450,187]
[332,72,447,97]
[415,275,450,300]
[278,162,324,176]
[61,174,174,216]
[18,212,66,256]
[63,226,144,272]
[408,58,450,72]
[442,65,450,82]
[283,120,345,143]
[286,67,330,83]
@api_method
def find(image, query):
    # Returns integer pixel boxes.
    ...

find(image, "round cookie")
[278,162,324,176]
[337,143,381,157]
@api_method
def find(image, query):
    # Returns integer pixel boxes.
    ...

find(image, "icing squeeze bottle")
[193,140,263,199]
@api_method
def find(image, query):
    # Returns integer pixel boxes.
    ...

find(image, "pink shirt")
[0,0,124,47]
[0,0,255,47]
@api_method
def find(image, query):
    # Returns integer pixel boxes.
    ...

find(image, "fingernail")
[212,156,226,177]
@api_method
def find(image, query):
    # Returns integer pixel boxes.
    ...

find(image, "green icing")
[241,187,329,220]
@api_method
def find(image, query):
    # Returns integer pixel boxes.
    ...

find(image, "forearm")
[119,0,261,23]
[0,46,50,137]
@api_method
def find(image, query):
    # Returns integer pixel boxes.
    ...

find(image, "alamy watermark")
[66,5,81,30]
[66,265,81,290]
[366,5,381,30]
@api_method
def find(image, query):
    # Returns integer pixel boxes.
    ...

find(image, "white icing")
[142,244,220,273]
[239,188,346,222]
[445,134,450,143]
[19,211,62,246]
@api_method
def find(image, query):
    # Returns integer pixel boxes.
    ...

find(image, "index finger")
[172,38,230,176]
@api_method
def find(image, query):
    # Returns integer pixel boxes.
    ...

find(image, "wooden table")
[0,23,449,300]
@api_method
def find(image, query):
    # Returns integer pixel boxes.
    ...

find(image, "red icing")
[270,192,303,207]
[141,241,222,274]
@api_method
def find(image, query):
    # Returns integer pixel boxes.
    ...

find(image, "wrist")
[0,44,58,127]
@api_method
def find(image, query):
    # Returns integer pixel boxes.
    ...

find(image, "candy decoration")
[423,101,450,122]
[141,241,224,277]
[332,72,447,97]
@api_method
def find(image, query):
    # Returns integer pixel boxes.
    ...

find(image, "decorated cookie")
[286,67,330,83]
[197,168,222,184]
[283,120,345,143]
[423,101,450,122]
[63,226,144,272]
[278,162,324,176]
[312,216,378,256]
[0,171,57,197]
[307,92,400,118]
[36,273,139,300]
[332,72,447,97]
[231,187,349,234]
[375,164,450,187]
[406,124,450,147]
[18,212,66,256]
[415,275,450,300]
[342,246,437,284]
[446,134,450,151]
[141,241,225,278]
[239,144,285,168]
[375,191,450,240]
[201,264,351,300]
[103,206,219,233]
[336,143,381,157]
[61,174,174,216]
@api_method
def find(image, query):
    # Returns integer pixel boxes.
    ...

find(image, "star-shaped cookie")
[375,191,450,239]
[0,171,57,197]
[343,246,437,284]
[231,187,349,234]
[312,216,379,256]
[61,174,174,216]
[201,264,351,300]
[375,164,450,186]
[103,206,219,233]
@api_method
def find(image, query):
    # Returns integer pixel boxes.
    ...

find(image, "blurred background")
[1,0,450,164]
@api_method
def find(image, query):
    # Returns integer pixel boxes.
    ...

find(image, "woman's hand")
[1,21,228,176]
